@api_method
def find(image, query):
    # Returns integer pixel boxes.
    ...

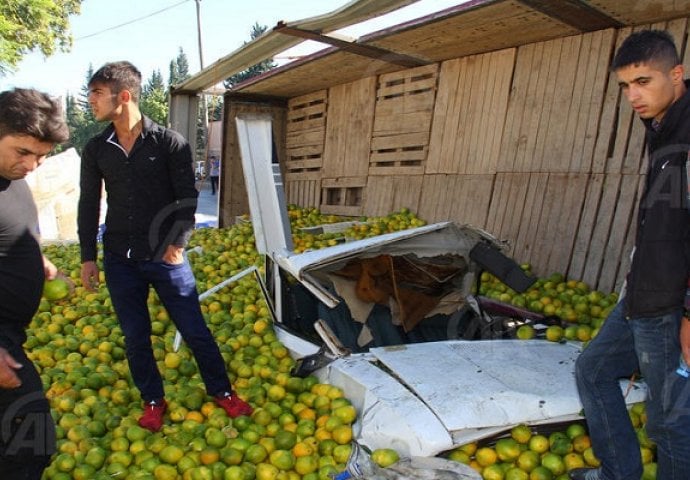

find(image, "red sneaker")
[215,392,253,418]
[138,399,167,432]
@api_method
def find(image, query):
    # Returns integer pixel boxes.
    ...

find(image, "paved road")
[195,178,219,227]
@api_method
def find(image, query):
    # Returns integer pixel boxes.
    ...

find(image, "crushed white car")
[233,114,647,459]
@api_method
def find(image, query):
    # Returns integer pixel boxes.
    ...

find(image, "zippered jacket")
[624,80,690,318]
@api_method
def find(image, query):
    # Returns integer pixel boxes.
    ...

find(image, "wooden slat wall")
[498,30,615,173]
[418,175,494,228]
[427,49,515,174]
[275,18,690,292]
[364,175,424,217]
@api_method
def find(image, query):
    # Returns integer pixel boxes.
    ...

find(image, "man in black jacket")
[571,30,690,480]
[77,61,251,432]
[0,88,69,479]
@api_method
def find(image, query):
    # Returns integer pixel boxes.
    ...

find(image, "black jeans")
[210,176,219,194]
[0,340,55,480]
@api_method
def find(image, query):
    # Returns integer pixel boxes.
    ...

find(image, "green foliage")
[0,0,82,76]
[65,65,103,154]
[168,48,190,87]
[140,69,168,125]
[223,23,275,88]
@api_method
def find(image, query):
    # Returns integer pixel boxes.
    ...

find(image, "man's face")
[616,61,684,122]
[88,83,121,122]
[0,134,54,180]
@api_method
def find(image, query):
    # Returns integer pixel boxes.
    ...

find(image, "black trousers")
[0,340,54,480]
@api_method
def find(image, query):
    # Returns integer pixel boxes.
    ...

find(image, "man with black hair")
[571,30,690,480]
[78,61,252,432]
[0,87,69,479]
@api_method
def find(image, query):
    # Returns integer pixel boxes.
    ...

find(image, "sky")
[0,0,464,99]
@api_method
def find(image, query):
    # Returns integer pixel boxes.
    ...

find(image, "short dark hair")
[0,88,69,143]
[612,30,680,71]
[89,61,142,103]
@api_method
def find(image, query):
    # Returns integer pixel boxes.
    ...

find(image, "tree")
[65,64,102,153]
[168,48,190,87]
[140,69,168,125]
[0,0,82,76]
[223,23,275,88]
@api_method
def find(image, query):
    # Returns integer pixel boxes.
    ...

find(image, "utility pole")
[195,0,209,170]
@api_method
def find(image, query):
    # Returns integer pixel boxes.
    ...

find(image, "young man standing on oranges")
[572,30,690,480]
[77,61,252,432]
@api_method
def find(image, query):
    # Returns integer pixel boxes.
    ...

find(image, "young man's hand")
[0,348,22,389]
[163,245,184,265]
[81,261,100,292]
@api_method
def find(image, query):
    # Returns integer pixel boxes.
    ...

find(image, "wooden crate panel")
[286,90,327,173]
[428,48,515,175]
[323,78,377,178]
[363,175,423,217]
[499,30,614,174]
[369,132,428,176]
[418,174,494,227]
[287,90,327,126]
[320,177,367,217]
[285,178,321,208]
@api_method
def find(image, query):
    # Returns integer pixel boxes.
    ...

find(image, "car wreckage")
[213,115,646,467]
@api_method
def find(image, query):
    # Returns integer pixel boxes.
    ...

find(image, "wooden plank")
[369,163,425,176]
[287,105,326,123]
[364,175,423,216]
[580,174,621,288]
[498,43,535,172]
[286,179,320,208]
[571,29,616,173]
[485,173,530,252]
[457,54,485,174]
[373,111,433,136]
[447,175,494,228]
[286,171,322,182]
[594,26,633,174]
[542,174,589,275]
[519,41,549,172]
[375,90,436,116]
[285,158,323,172]
[438,56,468,173]
[418,175,453,222]
[287,90,327,109]
[597,174,642,292]
[611,175,645,292]
[322,77,376,178]
[426,59,459,174]
[512,173,549,267]
[321,205,363,216]
[286,129,325,147]
[542,35,580,173]
[568,173,604,280]
[286,144,323,158]
[480,49,516,175]
[371,132,429,150]
[534,37,565,172]
[286,117,325,133]
[321,176,368,188]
